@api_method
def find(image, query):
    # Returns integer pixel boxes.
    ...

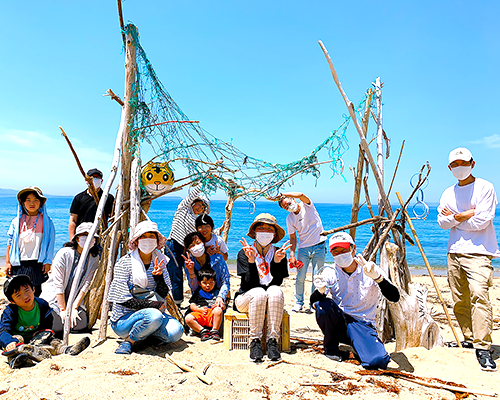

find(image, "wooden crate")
[223,309,290,352]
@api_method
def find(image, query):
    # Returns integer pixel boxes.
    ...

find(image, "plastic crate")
[223,309,290,352]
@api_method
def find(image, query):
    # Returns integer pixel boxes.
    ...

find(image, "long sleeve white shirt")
[437,178,500,257]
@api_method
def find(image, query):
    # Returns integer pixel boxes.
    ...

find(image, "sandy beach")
[0,264,499,400]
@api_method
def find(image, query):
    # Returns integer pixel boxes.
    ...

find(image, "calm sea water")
[1,196,499,270]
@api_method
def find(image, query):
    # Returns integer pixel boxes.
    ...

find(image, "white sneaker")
[292,303,303,312]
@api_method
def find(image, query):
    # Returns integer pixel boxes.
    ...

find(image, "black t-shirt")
[70,189,115,226]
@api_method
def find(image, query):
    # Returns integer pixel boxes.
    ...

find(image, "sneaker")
[476,349,497,372]
[249,338,263,362]
[266,338,281,361]
[461,341,474,349]
[209,330,222,341]
[30,329,55,346]
[69,337,91,356]
[291,304,303,313]
[9,353,31,369]
[200,329,211,342]
[17,344,52,362]
[325,349,347,362]
[115,341,132,355]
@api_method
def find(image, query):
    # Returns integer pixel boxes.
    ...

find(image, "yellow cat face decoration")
[141,161,175,195]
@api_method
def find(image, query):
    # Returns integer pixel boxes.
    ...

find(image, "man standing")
[311,232,400,369]
[278,192,326,312]
[438,147,499,372]
[68,168,115,239]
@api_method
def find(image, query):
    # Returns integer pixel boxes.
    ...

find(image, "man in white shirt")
[311,232,399,369]
[438,147,499,372]
[278,192,326,312]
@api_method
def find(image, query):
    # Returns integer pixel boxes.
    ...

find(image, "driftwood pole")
[62,121,123,344]
[79,25,139,335]
[375,77,384,213]
[349,90,373,239]
[395,192,462,347]
[319,41,404,261]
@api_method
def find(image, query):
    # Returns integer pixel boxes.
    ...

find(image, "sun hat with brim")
[17,186,47,208]
[448,147,473,164]
[329,232,355,251]
[247,213,285,244]
[74,222,100,240]
[3,274,33,301]
[128,220,167,251]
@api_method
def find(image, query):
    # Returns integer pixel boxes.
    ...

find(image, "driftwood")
[396,191,462,347]
[382,242,443,351]
[322,216,386,236]
[165,355,213,385]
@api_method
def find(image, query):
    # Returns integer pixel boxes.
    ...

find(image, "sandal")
[200,329,211,342]
[209,330,221,341]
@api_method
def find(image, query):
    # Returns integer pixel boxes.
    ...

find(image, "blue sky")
[1,1,499,206]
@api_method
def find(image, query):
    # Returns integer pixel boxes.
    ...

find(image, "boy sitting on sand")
[0,275,90,368]
[185,267,224,341]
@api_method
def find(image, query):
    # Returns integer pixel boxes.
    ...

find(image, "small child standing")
[0,275,90,369]
[5,186,56,296]
[185,267,224,341]
[195,214,229,261]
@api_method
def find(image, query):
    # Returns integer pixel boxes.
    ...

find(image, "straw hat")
[128,220,167,251]
[17,186,47,207]
[247,213,285,244]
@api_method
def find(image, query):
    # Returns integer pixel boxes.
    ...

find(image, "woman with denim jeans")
[108,221,183,354]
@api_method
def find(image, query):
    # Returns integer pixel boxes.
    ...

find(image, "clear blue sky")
[1,1,499,206]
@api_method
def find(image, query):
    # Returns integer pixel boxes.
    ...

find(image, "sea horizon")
[1,194,499,271]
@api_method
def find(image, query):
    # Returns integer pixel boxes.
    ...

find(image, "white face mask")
[451,165,472,181]
[334,251,354,268]
[255,232,274,247]
[92,177,102,190]
[77,235,95,248]
[138,238,157,254]
[190,243,205,258]
[287,202,299,213]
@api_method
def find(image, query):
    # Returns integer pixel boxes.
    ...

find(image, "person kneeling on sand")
[311,232,400,369]
[185,267,224,341]
[0,275,90,369]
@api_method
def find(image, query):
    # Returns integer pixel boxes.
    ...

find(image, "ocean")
[1,195,499,270]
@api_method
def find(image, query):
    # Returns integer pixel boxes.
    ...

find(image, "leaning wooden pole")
[395,191,462,347]
[375,77,384,213]
[319,41,404,255]
[62,120,124,344]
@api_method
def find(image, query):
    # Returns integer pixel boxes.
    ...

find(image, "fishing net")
[125,24,377,202]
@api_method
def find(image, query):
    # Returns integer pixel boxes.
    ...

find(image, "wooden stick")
[59,126,100,207]
[368,208,400,262]
[395,192,462,347]
[116,0,126,45]
[300,383,341,387]
[387,140,405,197]
[398,377,497,397]
[322,216,386,236]
[318,40,403,253]
[165,355,213,385]
[105,88,124,106]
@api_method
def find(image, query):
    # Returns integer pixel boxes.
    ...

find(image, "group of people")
[2,147,499,373]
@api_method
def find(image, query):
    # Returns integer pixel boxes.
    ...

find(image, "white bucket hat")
[128,220,166,251]
[73,222,100,240]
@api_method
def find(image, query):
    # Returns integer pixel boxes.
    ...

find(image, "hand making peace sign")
[181,253,195,274]
[151,256,165,276]
[274,240,292,263]
[239,237,256,264]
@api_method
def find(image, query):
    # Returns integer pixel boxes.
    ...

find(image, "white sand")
[0,268,499,399]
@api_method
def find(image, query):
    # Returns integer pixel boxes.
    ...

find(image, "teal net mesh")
[125,24,377,202]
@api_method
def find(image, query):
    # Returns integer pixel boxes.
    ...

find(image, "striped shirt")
[168,185,209,245]
[108,249,171,322]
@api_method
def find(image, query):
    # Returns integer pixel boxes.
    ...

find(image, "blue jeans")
[111,308,184,344]
[295,241,326,306]
[315,298,390,369]
[165,239,185,303]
